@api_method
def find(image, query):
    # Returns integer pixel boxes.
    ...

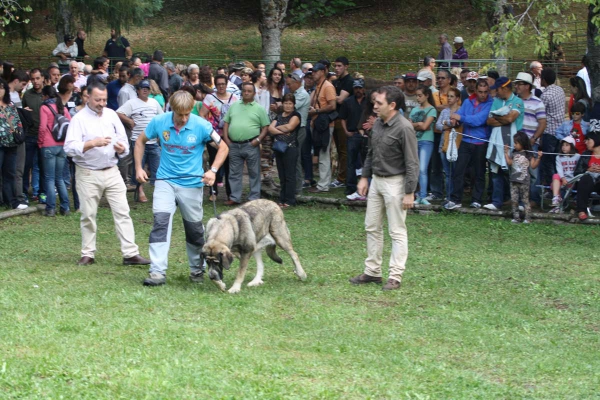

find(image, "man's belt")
[230,136,259,144]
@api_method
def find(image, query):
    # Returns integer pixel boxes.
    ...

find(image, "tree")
[258,0,354,65]
[586,0,600,101]
[0,0,32,37]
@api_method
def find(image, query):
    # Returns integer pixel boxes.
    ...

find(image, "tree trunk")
[259,0,288,65]
[54,0,72,44]
[493,0,508,76]
[587,3,600,103]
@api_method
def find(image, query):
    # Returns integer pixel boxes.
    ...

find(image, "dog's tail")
[266,245,283,264]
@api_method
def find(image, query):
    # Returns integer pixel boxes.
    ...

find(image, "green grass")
[1,194,599,398]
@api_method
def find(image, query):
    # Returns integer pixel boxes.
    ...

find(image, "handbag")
[273,139,288,153]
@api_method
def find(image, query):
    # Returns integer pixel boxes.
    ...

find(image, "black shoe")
[189,270,205,283]
[44,209,56,217]
[143,272,166,286]
[349,273,382,285]
[60,208,71,216]
[123,254,151,265]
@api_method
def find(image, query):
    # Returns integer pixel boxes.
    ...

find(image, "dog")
[201,199,307,293]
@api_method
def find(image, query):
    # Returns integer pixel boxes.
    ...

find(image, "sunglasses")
[573,112,582,116]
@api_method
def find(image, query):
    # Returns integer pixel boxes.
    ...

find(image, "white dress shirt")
[64,105,130,170]
[52,43,79,65]
[577,67,592,97]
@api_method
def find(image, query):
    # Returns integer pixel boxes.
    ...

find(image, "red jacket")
[38,102,71,148]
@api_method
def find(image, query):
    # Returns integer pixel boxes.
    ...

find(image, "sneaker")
[511,219,521,223]
[302,181,312,188]
[44,209,56,217]
[329,179,345,188]
[38,193,47,204]
[16,203,28,210]
[415,198,431,205]
[470,202,482,209]
[59,208,71,216]
[425,194,442,202]
[346,192,366,201]
[143,272,166,286]
[551,195,562,206]
[549,206,561,214]
[355,168,362,176]
[444,201,461,210]
[189,270,205,284]
[484,203,499,211]
[523,220,531,224]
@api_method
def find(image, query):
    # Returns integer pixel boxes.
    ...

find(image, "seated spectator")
[549,136,580,211]
[556,102,589,154]
[568,76,592,122]
[573,132,600,221]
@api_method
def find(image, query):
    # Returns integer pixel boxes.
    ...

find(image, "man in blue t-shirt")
[135,91,229,286]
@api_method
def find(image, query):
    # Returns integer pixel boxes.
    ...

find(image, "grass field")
[1,194,599,398]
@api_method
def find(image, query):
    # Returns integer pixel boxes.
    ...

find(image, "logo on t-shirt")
[163,130,170,142]
[187,134,196,143]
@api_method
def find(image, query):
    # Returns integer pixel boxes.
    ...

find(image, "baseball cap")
[231,62,245,70]
[309,63,327,72]
[561,135,576,146]
[453,36,464,44]
[489,77,511,90]
[318,59,331,69]
[417,70,434,82]
[466,71,479,81]
[64,34,74,43]
[404,72,418,80]
[287,73,302,82]
[353,78,365,88]
[514,72,533,85]
[136,80,151,89]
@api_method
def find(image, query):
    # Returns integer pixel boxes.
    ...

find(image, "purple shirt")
[451,46,469,67]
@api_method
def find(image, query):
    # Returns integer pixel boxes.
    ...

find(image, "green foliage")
[287,0,355,26]
[0,0,32,37]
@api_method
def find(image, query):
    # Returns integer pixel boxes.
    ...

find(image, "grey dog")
[201,199,307,293]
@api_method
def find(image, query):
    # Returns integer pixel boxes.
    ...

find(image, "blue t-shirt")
[106,79,124,111]
[145,113,213,188]
[490,93,525,131]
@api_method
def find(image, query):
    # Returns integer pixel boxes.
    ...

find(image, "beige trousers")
[76,165,139,259]
[364,174,408,282]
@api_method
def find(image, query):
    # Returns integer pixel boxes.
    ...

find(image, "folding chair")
[555,173,600,217]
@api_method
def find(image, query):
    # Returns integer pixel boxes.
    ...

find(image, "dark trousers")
[302,123,313,182]
[576,174,600,213]
[346,134,363,195]
[0,146,17,208]
[23,136,45,197]
[450,142,488,204]
[333,120,347,183]
[275,147,298,205]
[207,144,231,198]
[68,157,80,210]
[428,133,444,197]
[539,134,558,186]
[491,168,511,208]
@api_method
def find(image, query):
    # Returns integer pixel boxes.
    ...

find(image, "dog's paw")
[212,280,227,292]
[227,286,241,294]
[247,279,264,287]
[295,269,307,281]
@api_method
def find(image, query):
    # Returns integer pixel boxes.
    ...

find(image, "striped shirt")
[521,94,546,140]
[117,97,164,142]
[540,84,565,137]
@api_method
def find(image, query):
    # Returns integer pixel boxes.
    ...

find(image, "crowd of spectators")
[1,29,599,222]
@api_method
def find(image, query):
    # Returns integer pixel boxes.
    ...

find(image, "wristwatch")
[210,167,218,173]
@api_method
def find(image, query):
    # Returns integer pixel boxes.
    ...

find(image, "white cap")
[561,135,576,146]
[453,37,464,44]
[417,70,434,82]
[514,72,533,85]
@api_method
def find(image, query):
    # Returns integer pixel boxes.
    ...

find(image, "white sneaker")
[16,204,28,210]
[355,168,362,176]
[346,192,366,201]
[551,196,562,206]
[444,201,461,210]
[470,202,482,209]
[484,203,499,211]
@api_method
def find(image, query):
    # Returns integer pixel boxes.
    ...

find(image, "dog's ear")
[219,251,234,270]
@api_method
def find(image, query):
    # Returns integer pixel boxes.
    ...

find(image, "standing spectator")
[484,77,525,211]
[200,74,239,201]
[530,61,543,90]
[229,62,244,89]
[430,69,454,201]
[461,71,478,102]
[22,68,46,203]
[393,75,404,90]
[106,65,129,111]
[75,29,89,61]
[539,68,565,189]
[252,70,270,113]
[38,85,71,216]
[263,67,285,186]
[268,93,301,207]
[148,50,169,98]
[331,56,354,189]
[435,87,462,202]
[349,86,418,291]
[307,63,337,193]
[568,76,592,121]
[186,64,200,86]
[444,81,493,210]
[301,63,313,75]
[274,61,287,75]
[419,56,436,76]
[437,34,453,69]
[118,67,143,107]
[340,78,367,200]
[403,72,419,114]
[165,61,182,95]
[66,60,87,90]
[451,37,468,67]
[7,71,29,209]
[290,58,303,78]
[103,29,133,70]
[255,62,267,73]
[577,55,592,97]
[148,79,166,109]
[409,85,437,205]
[301,71,317,188]
[417,70,437,93]
[0,78,23,209]
[223,82,270,205]
[285,73,310,194]
[117,79,163,202]
[64,83,149,266]
[52,34,78,73]
[48,66,61,87]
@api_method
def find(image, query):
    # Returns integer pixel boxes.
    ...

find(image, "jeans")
[428,133,444,198]
[417,140,434,199]
[229,142,261,203]
[63,158,71,187]
[131,140,161,186]
[23,136,45,197]
[539,134,558,186]
[302,123,313,182]
[529,143,541,203]
[42,146,70,212]
[346,134,363,195]
[275,146,298,205]
[0,146,18,208]
[491,168,510,208]
[439,151,454,201]
[450,142,488,204]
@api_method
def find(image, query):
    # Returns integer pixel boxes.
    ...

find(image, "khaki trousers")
[364,174,408,282]
[76,165,139,259]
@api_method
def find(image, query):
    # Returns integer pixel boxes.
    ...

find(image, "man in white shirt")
[577,55,592,97]
[64,83,150,267]
[52,35,78,72]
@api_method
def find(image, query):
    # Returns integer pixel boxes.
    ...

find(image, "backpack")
[44,104,70,142]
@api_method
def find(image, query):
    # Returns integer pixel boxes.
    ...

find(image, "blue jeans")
[417,140,434,199]
[131,140,161,186]
[0,146,18,208]
[491,168,510,208]
[23,136,44,197]
[346,134,363,194]
[42,146,70,212]
[428,133,444,197]
[439,151,454,201]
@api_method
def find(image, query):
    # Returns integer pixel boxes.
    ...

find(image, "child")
[550,136,581,211]
[556,102,589,154]
[504,131,542,223]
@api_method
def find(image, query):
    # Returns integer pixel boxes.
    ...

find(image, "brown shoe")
[77,256,95,266]
[382,278,401,291]
[123,254,151,265]
[224,200,241,206]
[349,273,382,285]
